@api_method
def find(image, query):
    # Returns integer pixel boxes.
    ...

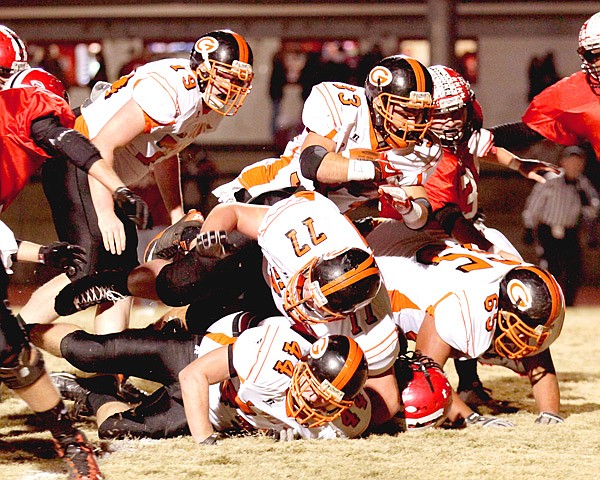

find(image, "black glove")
[523,228,535,245]
[38,242,87,277]
[113,186,150,229]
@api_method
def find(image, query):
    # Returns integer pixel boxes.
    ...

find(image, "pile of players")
[4,9,600,478]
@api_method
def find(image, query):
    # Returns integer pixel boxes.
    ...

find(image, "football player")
[18,29,254,334]
[490,12,600,161]
[366,221,565,427]
[425,65,560,409]
[213,54,441,229]
[53,191,403,428]
[29,316,371,442]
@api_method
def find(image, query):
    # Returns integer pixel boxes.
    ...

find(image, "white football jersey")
[257,191,399,375]
[207,322,371,439]
[80,58,223,185]
[212,81,442,213]
[367,220,523,359]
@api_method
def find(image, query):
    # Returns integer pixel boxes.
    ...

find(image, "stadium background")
[2,0,599,303]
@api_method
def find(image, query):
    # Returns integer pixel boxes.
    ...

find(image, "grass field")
[1,304,600,480]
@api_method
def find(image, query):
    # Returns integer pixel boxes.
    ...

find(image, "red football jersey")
[0,87,75,209]
[522,71,600,159]
[424,145,480,218]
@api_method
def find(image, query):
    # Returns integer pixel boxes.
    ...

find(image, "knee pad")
[0,342,46,390]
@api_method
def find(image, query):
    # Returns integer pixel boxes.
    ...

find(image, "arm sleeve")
[30,115,102,172]
[488,121,544,150]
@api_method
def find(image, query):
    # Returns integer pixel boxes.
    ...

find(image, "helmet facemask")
[283,249,382,325]
[195,58,253,116]
[430,106,469,148]
[578,46,600,92]
[371,90,433,149]
[578,12,600,93]
[494,310,552,359]
[286,361,353,428]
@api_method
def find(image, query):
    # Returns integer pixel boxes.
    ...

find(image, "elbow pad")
[299,145,329,180]
[488,121,544,150]
[31,115,101,172]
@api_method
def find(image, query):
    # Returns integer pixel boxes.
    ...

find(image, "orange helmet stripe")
[230,31,250,63]
[320,254,379,297]
[517,266,564,325]
[330,337,364,392]
[405,56,427,92]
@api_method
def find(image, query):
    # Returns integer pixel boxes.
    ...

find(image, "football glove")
[374,157,405,186]
[113,186,150,229]
[465,412,515,428]
[195,230,229,258]
[535,412,564,425]
[467,128,495,158]
[38,242,87,277]
[378,185,412,215]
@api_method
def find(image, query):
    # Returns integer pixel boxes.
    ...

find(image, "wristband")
[347,160,376,181]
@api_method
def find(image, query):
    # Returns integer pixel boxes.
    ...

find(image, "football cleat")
[54,270,130,317]
[143,209,205,262]
[53,430,103,480]
[51,372,93,418]
[457,381,518,414]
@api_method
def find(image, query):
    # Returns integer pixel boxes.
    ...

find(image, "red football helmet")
[0,25,29,83]
[578,12,600,91]
[6,67,69,102]
[397,351,452,430]
[428,65,483,148]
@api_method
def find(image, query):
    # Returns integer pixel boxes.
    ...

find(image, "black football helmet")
[287,335,368,428]
[494,266,565,359]
[577,12,600,92]
[284,247,382,324]
[364,54,434,150]
[428,65,483,149]
[190,29,254,116]
[0,25,28,84]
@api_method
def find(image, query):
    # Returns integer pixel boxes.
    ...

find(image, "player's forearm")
[87,159,126,193]
[179,363,215,443]
[531,372,560,414]
[89,175,118,215]
[153,156,185,223]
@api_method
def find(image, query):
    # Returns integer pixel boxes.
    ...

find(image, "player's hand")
[378,185,412,215]
[265,427,301,442]
[199,432,224,445]
[97,210,126,255]
[465,412,515,428]
[113,186,150,229]
[535,412,564,425]
[467,128,495,158]
[513,158,561,184]
[195,230,228,258]
[374,156,405,186]
[38,242,87,277]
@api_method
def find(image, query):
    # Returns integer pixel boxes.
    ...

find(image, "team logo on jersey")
[194,36,219,55]
[368,66,392,87]
[507,279,533,311]
[310,337,329,359]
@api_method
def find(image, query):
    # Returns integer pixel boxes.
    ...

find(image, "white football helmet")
[0,25,29,85]
[578,12,600,91]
